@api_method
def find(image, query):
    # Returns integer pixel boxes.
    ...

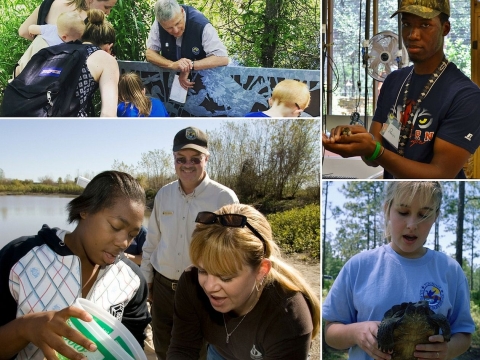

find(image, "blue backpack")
[1,41,89,117]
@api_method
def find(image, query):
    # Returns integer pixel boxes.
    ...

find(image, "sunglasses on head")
[175,156,203,165]
[195,211,267,254]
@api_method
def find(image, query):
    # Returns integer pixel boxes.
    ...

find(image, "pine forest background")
[322,181,480,357]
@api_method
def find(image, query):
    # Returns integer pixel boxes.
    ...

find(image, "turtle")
[377,301,451,360]
[341,127,352,136]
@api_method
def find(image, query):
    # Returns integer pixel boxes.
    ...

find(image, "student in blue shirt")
[117,72,169,117]
[323,181,474,360]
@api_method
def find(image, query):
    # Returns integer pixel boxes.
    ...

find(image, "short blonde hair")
[383,181,443,241]
[271,79,311,110]
[57,11,85,40]
[190,203,320,339]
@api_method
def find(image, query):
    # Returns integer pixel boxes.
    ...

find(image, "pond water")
[0,195,150,250]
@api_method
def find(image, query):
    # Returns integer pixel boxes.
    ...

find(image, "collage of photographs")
[1,0,322,359]
[4,0,480,359]
[322,0,480,360]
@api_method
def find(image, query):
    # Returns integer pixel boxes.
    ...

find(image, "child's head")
[383,182,442,250]
[269,79,311,116]
[57,11,86,42]
[118,72,152,116]
[82,9,115,49]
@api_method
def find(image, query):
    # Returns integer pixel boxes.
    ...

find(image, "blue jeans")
[207,345,226,360]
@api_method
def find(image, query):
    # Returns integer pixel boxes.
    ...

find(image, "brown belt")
[157,272,178,291]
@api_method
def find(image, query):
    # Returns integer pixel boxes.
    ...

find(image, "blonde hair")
[271,79,311,110]
[190,203,320,339]
[82,9,115,46]
[57,11,85,40]
[118,72,152,117]
[383,181,443,241]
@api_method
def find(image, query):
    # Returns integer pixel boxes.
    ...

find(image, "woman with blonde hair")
[19,0,116,40]
[245,79,311,118]
[117,72,169,117]
[323,182,474,360]
[167,203,320,359]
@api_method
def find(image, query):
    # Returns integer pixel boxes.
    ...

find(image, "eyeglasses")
[195,211,267,254]
[175,157,203,165]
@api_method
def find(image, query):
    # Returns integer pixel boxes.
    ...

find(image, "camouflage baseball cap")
[391,0,450,19]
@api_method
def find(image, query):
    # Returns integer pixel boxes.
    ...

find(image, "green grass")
[470,300,480,346]
[267,203,320,260]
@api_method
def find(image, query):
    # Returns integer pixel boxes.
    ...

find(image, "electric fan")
[367,31,409,82]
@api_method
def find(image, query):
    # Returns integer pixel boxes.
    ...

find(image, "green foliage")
[0,0,38,95]
[0,0,319,102]
[267,204,320,259]
[322,278,333,291]
[444,37,471,78]
[144,188,157,200]
[0,182,83,195]
[326,181,385,262]
[188,0,320,69]
[470,300,480,345]
[108,0,155,61]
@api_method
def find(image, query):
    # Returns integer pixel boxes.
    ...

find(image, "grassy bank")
[1,184,320,261]
[0,181,83,195]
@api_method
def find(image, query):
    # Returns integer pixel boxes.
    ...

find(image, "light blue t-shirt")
[322,244,475,360]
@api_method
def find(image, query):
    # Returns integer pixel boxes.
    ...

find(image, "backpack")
[37,0,55,25]
[1,41,89,117]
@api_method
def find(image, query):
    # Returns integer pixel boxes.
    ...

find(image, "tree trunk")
[261,0,282,67]
[456,182,465,266]
[322,181,329,290]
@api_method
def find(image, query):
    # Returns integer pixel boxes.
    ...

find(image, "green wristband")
[366,141,382,161]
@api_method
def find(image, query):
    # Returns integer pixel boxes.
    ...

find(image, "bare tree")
[137,149,174,190]
[111,160,137,177]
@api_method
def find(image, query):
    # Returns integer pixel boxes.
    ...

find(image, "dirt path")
[284,253,320,360]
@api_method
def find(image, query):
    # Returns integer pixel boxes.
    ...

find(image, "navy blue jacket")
[158,5,209,61]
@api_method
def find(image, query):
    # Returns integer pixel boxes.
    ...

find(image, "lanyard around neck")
[397,56,449,156]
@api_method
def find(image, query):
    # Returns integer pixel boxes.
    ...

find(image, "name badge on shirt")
[162,211,173,215]
[380,113,400,150]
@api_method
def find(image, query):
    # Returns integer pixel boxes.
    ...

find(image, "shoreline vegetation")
[1,183,320,261]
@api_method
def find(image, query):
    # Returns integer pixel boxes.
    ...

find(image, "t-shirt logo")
[110,303,125,320]
[192,46,200,55]
[420,282,444,310]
